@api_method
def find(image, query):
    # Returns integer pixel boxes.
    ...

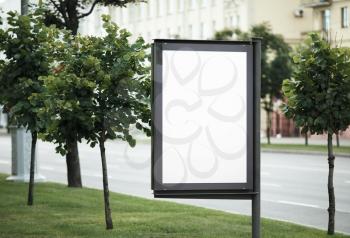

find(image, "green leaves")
[0,10,58,133]
[35,15,151,153]
[0,8,152,157]
[216,23,292,112]
[282,33,350,135]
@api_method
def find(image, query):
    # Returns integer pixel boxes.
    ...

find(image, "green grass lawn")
[261,143,350,155]
[0,174,348,238]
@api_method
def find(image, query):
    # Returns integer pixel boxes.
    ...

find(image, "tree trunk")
[66,138,82,187]
[27,132,37,206]
[266,109,271,145]
[67,17,79,35]
[21,0,29,15]
[327,133,335,235]
[304,133,308,146]
[336,133,340,148]
[65,0,79,35]
[99,137,113,230]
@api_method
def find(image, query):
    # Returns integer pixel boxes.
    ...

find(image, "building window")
[136,4,141,21]
[177,26,181,35]
[156,0,160,16]
[190,0,196,9]
[322,9,330,32]
[119,8,124,23]
[200,22,204,39]
[140,3,147,20]
[167,28,171,38]
[188,24,192,38]
[147,0,152,18]
[236,15,240,27]
[199,0,207,8]
[167,0,171,14]
[156,0,165,16]
[128,6,135,22]
[229,16,234,27]
[342,7,349,28]
[123,8,128,23]
[177,0,184,12]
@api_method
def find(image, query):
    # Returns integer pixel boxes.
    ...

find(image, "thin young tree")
[282,33,350,235]
[0,10,58,205]
[33,16,151,229]
[37,0,146,188]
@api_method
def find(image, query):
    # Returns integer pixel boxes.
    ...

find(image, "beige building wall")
[249,0,313,45]
[79,0,316,46]
[303,0,350,46]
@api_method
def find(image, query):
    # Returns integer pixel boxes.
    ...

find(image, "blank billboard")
[152,40,254,191]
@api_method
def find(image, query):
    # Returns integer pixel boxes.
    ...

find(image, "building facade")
[80,0,314,44]
[301,0,350,46]
[1,0,349,138]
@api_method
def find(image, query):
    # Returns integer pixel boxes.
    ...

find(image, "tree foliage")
[34,15,151,152]
[282,33,350,135]
[0,10,57,130]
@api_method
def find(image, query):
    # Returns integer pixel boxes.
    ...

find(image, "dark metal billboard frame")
[151,38,261,238]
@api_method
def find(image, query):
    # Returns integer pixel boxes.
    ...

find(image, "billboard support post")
[252,38,261,238]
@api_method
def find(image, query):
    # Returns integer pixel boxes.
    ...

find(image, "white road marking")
[262,182,281,188]
[262,199,350,214]
[263,164,350,175]
[278,200,320,208]
[0,160,9,164]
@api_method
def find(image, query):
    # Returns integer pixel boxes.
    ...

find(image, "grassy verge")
[261,143,350,155]
[0,174,348,238]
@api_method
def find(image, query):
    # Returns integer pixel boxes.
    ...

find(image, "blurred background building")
[80,0,314,45]
[1,0,349,138]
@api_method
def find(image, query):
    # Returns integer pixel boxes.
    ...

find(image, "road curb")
[261,149,350,158]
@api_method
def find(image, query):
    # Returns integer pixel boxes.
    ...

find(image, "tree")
[282,33,350,235]
[214,24,293,144]
[32,16,151,229]
[41,0,144,35]
[0,10,58,205]
[32,0,146,188]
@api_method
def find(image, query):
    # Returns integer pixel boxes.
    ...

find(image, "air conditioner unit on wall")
[294,9,304,18]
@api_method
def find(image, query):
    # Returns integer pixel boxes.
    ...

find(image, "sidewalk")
[1,130,349,158]
[1,129,350,146]
[261,136,350,146]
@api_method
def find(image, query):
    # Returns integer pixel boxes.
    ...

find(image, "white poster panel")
[162,49,247,184]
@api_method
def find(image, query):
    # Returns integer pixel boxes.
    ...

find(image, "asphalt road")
[0,135,349,234]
